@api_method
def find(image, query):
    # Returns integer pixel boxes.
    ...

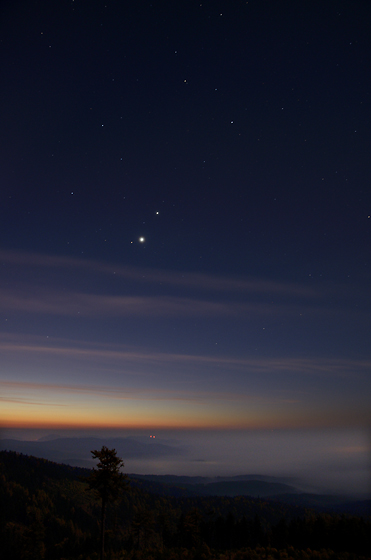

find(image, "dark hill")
[196,480,298,497]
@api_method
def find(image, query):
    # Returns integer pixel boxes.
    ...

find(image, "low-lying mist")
[1,427,369,498]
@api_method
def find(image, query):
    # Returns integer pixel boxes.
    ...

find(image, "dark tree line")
[1,449,370,560]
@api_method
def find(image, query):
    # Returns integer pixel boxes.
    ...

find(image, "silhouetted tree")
[88,446,127,560]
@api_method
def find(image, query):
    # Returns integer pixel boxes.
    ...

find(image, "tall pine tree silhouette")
[88,446,127,560]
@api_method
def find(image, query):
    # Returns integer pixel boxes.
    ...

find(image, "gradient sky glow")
[0,0,371,492]
[0,250,370,432]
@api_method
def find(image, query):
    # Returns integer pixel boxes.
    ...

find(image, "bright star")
[139,237,145,243]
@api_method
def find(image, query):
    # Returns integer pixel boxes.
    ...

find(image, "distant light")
[139,237,145,243]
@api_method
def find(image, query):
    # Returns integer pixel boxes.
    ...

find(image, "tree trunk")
[100,496,106,560]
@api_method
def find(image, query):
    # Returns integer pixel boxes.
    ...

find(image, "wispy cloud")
[0,249,318,297]
[0,333,370,381]
[0,288,295,318]
[1,251,370,432]
[0,379,282,404]
[0,395,66,406]
[0,250,368,324]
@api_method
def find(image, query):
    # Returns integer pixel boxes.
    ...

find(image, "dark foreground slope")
[1,451,370,560]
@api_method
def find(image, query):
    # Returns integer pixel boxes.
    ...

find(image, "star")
[139,237,145,243]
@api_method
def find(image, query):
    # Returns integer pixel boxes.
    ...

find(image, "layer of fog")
[1,427,369,498]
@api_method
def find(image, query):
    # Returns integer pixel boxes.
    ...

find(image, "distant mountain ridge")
[130,474,299,497]
[0,448,369,515]
[0,436,300,497]
[128,474,371,512]
[1,437,369,513]
[132,473,296,485]
[190,480,298,497]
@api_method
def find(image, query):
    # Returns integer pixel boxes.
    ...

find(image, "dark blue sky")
[2,0,370,277]
[0,1,370,486]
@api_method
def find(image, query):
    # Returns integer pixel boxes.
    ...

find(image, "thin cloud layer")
[0,249,318,296]
[0,333,370,380]
[0,250,370,432]
[0,250,368,324]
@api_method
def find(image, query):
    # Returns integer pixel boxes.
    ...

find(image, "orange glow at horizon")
[1,376,369,433]
[0,412,278,431]
[0,398,291,430]
[1,407,365,432]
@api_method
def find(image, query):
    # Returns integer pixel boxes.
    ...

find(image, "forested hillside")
[1,450,370,560]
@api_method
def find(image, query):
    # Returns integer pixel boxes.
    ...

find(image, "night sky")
[0,0,370,487]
